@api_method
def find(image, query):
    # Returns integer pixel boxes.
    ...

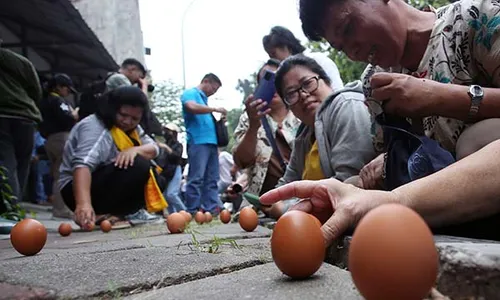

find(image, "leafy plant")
[0,166,25,221]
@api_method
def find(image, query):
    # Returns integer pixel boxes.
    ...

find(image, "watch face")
[470,85,484,97]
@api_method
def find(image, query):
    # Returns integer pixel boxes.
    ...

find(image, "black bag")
[377,114,455,190]
[213,115,229,147]
[78,74,113,120]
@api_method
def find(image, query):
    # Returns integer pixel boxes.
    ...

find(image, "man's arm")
[183,100,226,115]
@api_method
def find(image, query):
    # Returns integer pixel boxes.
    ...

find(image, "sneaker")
[126,209,163,226]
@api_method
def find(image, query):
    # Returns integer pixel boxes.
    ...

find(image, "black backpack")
[78,74,114,120]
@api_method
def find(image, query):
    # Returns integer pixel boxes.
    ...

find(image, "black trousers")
[0,118,35,212]
[61,156,151,216]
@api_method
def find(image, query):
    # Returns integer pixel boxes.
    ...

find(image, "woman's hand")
[260,179,398,246]
[359,153,385,189]
[244,94,271,128]
[115,147,138,169]
[74,204,95,231]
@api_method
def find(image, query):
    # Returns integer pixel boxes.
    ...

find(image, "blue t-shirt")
[181,87,217,145]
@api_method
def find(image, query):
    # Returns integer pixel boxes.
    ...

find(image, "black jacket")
[39,93,76,137]
[160,139,183,182]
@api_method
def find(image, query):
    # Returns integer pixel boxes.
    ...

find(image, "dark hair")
[262,26,306,55]
[299,0,335,41]
[256,58,281,84]
[95,86,149,129]
[201,73,222,86]
[121,58,147,75]
[274,54,332,99]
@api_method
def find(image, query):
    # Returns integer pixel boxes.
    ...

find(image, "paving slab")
[0,235,273,299]
[0,222,272,260]
[126,263,362,300]
[325,235,500,299]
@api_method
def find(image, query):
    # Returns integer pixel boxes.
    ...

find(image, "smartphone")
[253,70,276,110]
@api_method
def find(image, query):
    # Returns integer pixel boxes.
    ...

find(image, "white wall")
[71,0,146,67]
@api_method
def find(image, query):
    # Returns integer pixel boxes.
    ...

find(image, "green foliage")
[150,80,185,131]
[236,72,258,103]
[0,166,25,221]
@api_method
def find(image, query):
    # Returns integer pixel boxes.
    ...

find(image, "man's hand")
[214,107,228,115]
[114,147,138,169]
[74,204,95,231]
[138,77,149,90]
[370,72,439,117]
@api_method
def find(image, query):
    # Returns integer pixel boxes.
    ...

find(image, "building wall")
[70,0,145,67]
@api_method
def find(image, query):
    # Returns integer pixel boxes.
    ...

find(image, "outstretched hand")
[260,179,398,246]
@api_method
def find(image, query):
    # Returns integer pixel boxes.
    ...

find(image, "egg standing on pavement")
[58,223,72,237]
[167,213,187,233]
[239,207,258,232]
[10,219,47,256]
[100,220,112,233]
[271,210,325,279]
[194,211,205,224]
[349,204,438,300]
[219,210,231,224]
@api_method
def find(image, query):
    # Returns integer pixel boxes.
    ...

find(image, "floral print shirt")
[233,111,301,195]
[363,0,500,153]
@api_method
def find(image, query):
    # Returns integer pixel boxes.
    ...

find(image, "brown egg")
[219,210,231,224]
[204,212,213,223]
[194,211,205,224]
[239,207,258,232]
[10,219,47,256]
[100,220,112,233]
[349,204,438,300]
[58,223,72,237]
[271,210,325,279]
[179,210,192,223]
[167,213,187,233]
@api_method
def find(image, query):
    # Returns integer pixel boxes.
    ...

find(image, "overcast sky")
[138,0,306,110]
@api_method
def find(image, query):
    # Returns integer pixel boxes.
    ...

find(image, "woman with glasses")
[267,55,375,215]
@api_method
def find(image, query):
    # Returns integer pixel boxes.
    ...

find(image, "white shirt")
[219,151,234,185]
[305,52,344,91]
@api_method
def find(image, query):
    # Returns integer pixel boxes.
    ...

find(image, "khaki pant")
[45,132,73,218]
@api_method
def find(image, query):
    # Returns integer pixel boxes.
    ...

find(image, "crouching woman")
[59,86,162,230]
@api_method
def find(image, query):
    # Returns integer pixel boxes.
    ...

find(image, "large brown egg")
[204,212,213,223]
[349,204,438,300]
[219,210,231,224]
[194,211,205,224]
[239,207,258,232]
[179,210,192,223]
[10,219,47,256]
[58,223,72,237]
[271,210,325,278]
[167,213,186,233]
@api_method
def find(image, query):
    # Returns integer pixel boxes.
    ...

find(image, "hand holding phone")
[253,70,276,111]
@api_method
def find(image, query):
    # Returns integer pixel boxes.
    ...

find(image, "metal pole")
[181,0,198,89]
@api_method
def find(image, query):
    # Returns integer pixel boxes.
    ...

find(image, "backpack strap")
[261,116,287,171]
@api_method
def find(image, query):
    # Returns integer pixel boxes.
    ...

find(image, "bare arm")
[233,125,259,168]
[134,143,158,160]
[74,167,92,208]
[395,138,500,227]
[184,101,226,115]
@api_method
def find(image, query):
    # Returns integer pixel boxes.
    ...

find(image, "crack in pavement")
[81,259,271,300]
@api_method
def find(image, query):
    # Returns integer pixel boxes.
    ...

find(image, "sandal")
[95,215,131,229]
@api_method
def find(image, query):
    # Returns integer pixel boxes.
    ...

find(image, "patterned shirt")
[363,0,500,153]
[233,111,301,196]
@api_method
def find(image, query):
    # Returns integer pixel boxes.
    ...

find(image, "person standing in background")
[39,74,78,219]
[181,73,227,215]
[0,47,42,212]
[158,123,186,214]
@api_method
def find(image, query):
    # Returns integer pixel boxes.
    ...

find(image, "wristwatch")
[467,85,484,122]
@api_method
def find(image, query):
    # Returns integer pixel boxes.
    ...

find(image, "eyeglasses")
[283,76,320,106]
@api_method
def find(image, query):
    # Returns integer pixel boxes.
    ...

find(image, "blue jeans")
[34,160,50,203]
[185,144,222,213]
[164,165,186,213]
